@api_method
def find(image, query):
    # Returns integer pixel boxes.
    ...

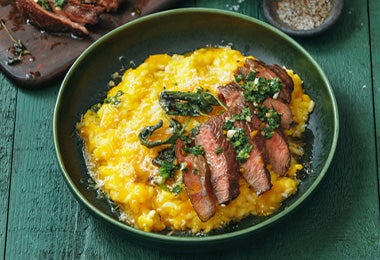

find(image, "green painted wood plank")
[369,0,380,187]
[0,74,17,259]
[288,0,380,257]
[3,0,380,259]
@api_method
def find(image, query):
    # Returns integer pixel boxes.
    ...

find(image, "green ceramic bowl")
[53,8,338,250]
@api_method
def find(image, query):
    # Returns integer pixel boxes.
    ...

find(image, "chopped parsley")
[222,118,253,163]
[104,90,124,106]
[255,105,281,138]
[53,0,66,8]
[37,0,52,10]
[240,74,282,105]
[215,147,223,154]
[232,106,252,122]
[184,145,205,156]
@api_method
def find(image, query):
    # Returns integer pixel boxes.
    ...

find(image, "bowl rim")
[263,0,344,36]
[53,7,339,245]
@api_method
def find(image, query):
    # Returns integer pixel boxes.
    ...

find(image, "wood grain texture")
[0,0,180,89]
[370,0,380,186]
[0,74,17,259]
[2,0,380,259]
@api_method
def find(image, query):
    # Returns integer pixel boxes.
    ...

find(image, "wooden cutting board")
[0,0,178,89]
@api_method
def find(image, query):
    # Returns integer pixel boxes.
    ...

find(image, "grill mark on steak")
[194,110,240,205]
[175,139,216,222]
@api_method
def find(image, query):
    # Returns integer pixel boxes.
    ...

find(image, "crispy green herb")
[159,88,227,116]
[153,148,177,180]
[1,19,30,65]
[151,147,183,195]
[139,118,183,148]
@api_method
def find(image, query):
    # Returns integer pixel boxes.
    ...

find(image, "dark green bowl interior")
[53,8,338,249]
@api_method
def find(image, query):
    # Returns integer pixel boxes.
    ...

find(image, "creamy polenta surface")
[76,47,314,233]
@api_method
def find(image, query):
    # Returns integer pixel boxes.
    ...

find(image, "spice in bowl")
[276,0,332,30]
[263,0,343,36]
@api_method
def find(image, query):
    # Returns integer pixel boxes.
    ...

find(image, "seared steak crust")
[16,0,124,36]
[17,0,89,35]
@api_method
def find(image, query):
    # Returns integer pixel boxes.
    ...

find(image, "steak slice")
[268,64,294,103]
[244,58,293,103]
[63,0,104,25]
[218,82,242,108]
[262,98,293,129]
[265,130,291,176]
[17,0,89,36]
[175,139,216,222]
[245,58,278,79]
[195,112,240,205]
[235,120,272,195]
[219,86,271,195]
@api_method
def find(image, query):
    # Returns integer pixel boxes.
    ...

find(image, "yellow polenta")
[77,47,314,233]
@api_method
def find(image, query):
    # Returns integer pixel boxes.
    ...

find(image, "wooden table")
[1,0,379,258]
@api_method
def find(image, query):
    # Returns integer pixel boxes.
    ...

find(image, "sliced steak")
[265,130,291,176]
[219,86,271,195]
[244,58,293,103]
[175,139,216,222]
[63,0,104,25]
[218,82,242,108]
[195,111,240,205]
[268,64,294,103]
[262,98,293,129]
[245,58,278,79]
[235,120,272,195]
[17,0,89,36]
